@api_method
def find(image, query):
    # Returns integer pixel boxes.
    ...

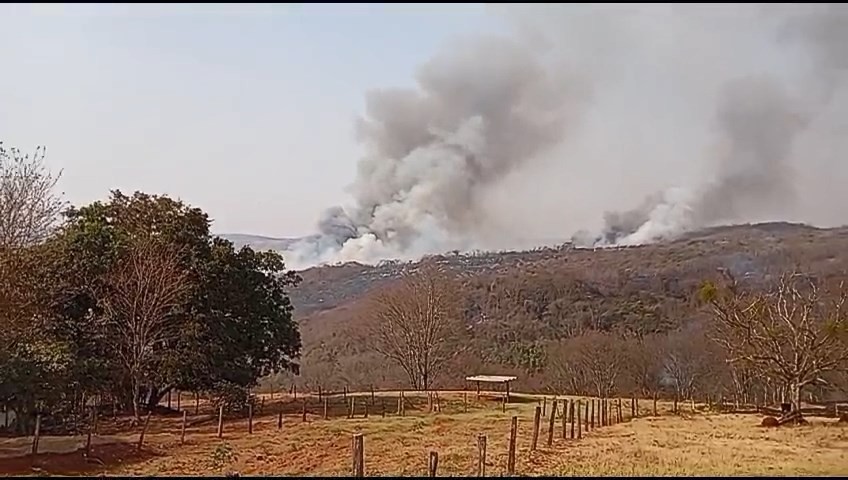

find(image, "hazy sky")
[1,3,508,237]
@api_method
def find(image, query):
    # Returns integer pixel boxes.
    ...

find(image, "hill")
[258,222,848,393]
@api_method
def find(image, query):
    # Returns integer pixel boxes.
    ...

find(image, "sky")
[0,3,509,237]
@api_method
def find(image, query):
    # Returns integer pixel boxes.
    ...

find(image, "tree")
[367,265,465,391]
[664,323,712,404]
[701,271,848,412]
[49,190,302,412]
[0,142,65,248]
[97,237,192,419]
[184,237,301,409]
[0,142,69,433]
[575,330,626,398]
[624,333,666,405]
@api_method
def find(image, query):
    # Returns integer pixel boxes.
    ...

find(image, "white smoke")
[282,4,848,269]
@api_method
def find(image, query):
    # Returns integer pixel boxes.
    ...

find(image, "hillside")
[288,222,848,318]
[260,222,848,393]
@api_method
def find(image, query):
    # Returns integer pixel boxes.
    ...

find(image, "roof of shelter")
[465,375,517,383]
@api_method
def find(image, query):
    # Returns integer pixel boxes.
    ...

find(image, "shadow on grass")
[0,440,161,476]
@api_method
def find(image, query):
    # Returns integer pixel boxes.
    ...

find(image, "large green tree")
[47,190,301,414]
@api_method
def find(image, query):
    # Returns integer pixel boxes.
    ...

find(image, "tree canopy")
[1,163,302,430]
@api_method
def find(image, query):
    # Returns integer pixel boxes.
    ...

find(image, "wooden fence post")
[371,386,375,405]
[344,386,348,401]
[181,410,187,444]
[293,384,297,401]
[277,409,283,430]
[364,401,369,419]
[617,398,622,423]
[93,407,99,435]
[323,397,329,420]
[542,397,547,417]
[502,394,506,413]
[177,390,181,412]
[653,393,658,417]
[381,398,385,418]
[507,416,518,475]
[401,391,405,417]
[577,401,582,439]
[570,400,575,439]
[352,433,364,477]
[32,413,42,456]
[561,400,568,439]
[464,392,468,413]
[168,390,172,410]
[137,411,152,452]
[600,398,605,426]
[302,399,307,422]
[531,406,541,451]
[349,398,354,419]
[217,405,224,438]
[428,450,439,477]
[248,404,254,434]
[546,399,557,448]
[477,434,487,477]
[590,400,595,430]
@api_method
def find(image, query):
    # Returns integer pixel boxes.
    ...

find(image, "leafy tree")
[47,190,302,411]
[0,141,68,433]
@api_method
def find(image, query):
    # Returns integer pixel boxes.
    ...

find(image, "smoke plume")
[284,4,848,268]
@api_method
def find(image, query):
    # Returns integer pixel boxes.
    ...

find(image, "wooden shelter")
[465,375,517,402]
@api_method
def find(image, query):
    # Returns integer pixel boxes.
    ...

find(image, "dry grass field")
[1,392,846,477]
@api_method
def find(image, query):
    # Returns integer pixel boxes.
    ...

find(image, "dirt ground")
[1,392,846,477]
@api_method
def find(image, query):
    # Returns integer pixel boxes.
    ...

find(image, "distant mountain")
[284,221,848,391]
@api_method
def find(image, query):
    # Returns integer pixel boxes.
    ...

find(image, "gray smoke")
[587,4,848,247]
[283,5,848,268]
[286,35,581,267]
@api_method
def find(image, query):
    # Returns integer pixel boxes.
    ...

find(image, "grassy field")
[1,392,846,477]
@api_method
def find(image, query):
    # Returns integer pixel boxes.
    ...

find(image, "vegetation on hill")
[286,222,848,408]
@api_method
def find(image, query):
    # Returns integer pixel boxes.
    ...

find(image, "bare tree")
[0,142,65,248]
[664,324,711,404]
[624,334,666,405]
[366,265,465,391]
[97,237,192,420]
[575,331,626,398]
[547,338,590,395]
[702,271,848,412]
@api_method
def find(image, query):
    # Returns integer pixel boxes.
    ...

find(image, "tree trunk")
[791,382,802,412]
[131,379,141,421]
[145,385,173,411]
